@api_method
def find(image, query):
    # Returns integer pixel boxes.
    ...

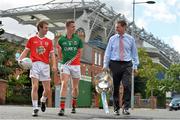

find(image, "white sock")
[32,100,38,110]
[40,96,47,103]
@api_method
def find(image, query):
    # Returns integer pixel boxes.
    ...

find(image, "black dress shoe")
[122,109,130,115]
[113,110,120,116]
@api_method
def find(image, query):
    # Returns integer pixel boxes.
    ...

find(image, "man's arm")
[77,48,82,58]
[18,48,30,60]
[131,38,139,74]
[51,51,57,72]
[103,39,112,69]
[56,44,62,61]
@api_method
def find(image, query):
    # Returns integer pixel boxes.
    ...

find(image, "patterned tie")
[119,36,124,61]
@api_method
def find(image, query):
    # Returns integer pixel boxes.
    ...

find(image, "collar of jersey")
[36,35,46,40]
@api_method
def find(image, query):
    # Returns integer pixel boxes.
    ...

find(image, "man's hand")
[133,69,138,76]
[102,67,110,73]
[52,65,57,72]
[18,59,22,64]
[18,59,23,68]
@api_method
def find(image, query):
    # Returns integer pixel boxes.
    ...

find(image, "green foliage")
[134,76,147,98]
[0,46,13,79]
[137,48,166,98]
[157,64,180,94]
[7,94,31,105]
[8,74,30,87]
[0,65,12,80]
[7,74,31,105]
[6,85,31,105]
[0,39,31,105]
[157,79,173,94]
[156,94,166,108]
[0,40,22,80]
[166,64,180,81]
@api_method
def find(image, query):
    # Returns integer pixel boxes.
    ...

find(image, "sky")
[0,0,180,53]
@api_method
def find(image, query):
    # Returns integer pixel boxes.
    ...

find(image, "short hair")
[36,20,48,31]
[117,20,127,27]
[65,19,75,27]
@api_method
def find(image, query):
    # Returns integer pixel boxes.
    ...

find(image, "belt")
[110,60,131,64]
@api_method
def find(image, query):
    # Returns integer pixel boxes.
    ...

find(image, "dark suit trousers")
[109,60,132,111]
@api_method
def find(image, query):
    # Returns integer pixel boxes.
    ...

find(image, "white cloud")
[177,2,180,8]
[0,0,84,10]
[1,17,36,37]
[166,0,177,6]
[1,17,54,39]
[101,0,132,18]
[171,35,180,53]
[0,0,50,10]
[164,35,180,53]
[176,2,180,16]
[136,18,147,29]
[144,2,176,23]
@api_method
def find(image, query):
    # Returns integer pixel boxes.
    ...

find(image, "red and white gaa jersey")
[26,35,54,64]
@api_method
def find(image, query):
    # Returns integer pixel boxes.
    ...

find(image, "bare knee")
[61,80,68,89]
[72,87,79,96]
[72,87,78,92]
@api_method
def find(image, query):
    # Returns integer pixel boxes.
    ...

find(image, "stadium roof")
[0,0,179,64]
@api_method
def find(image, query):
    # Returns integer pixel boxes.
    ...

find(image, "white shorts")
[60,65,81,79]
[30,61,51,81]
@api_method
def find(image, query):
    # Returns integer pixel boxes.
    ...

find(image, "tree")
[166,64,180,81]
[137,48,165,98]
[163,64,180,93]
[0,40,22,80]
[0,44,13,80]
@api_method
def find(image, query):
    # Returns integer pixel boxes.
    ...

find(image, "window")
[95,52,98,65]
[94,51,102,66]
[98,53,101,65]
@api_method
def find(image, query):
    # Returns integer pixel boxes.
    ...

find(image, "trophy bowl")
[94,72,113,94]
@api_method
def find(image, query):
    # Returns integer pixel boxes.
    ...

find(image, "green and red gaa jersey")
[58,33,83,65]
[26,35,54,64]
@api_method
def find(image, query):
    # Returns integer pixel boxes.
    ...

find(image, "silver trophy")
[94,71,113,113]
[94,71,113,94]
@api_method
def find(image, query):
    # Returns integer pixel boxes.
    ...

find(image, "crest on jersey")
[36,46,45,54]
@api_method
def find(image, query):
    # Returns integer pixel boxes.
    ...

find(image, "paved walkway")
[0,105,180,119]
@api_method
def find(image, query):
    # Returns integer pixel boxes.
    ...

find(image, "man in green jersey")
[57,20,83,116]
